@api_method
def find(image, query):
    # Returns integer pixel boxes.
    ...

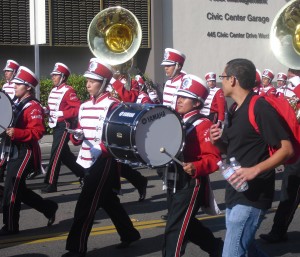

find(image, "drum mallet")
[0,124,7,131]
[160,147,184,166]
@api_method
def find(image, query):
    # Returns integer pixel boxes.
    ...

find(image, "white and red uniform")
[110,76,139,103]
[277,84,296,99]
[71,92,119,168]
[47,83,81,128]
[255,85,276,96]
[136,91,153,104]
[200,87,226,123]
[163,72,185,109]
[43,82,84,187]
[1,82,16,100]
[67,93,140,254]
[163,110,222,256]
[2,97,57,232]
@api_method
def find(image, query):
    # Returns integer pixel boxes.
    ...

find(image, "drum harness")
[4,96,38,161]
[163,113,205,193]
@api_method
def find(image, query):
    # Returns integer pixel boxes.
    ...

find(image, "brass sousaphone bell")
[270,0,300,69]
[87,6,142,66]
[270,0,300,122]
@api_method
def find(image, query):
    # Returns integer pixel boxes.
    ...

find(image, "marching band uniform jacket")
[47,82,81,128]
[2,81,16,100]
[110,77,139,103]
[200,87,226,123]
[70,92,119,168]
[163,72,185,109]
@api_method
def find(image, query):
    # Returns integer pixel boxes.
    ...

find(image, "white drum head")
[0,91,13,135]
[135,105,184,167]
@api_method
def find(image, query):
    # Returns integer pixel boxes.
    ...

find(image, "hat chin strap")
[170,63,179,79]
[94,78,108,98]
[8,70,17,83]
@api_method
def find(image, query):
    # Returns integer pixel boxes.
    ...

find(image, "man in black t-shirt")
[210,58,293,257]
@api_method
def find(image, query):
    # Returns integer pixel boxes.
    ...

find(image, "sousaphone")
[87,6,142,66]
[270,0,300,69]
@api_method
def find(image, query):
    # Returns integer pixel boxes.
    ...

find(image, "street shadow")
[87,234,164,257]
[258,231,300,256]
[7,254,49,257]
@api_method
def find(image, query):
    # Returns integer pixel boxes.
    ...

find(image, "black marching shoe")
[61,251,86,257]
[47,201,58,227]
[41,184,57,194]
[138,177,148,202]
[259,231,288,243]
[115,234,141,249]
[0,225,19,236]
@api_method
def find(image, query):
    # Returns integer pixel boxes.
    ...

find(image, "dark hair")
[225,58,256,90]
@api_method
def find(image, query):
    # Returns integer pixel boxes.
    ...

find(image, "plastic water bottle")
[229,157,248,192]
[217,160,248,192]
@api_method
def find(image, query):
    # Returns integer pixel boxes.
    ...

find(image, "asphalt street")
[0,136,300,257]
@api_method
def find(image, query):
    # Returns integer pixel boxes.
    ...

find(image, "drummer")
[0,60,20,182]
[2,59,19,100]
[61,58,140,257]
[0,66,58,236]
[162,74,223,257]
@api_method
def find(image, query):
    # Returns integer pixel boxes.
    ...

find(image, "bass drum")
[103,103,184,168]
[0,91,14,135]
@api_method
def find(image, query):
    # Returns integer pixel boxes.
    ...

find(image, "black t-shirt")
[222,91,290,210]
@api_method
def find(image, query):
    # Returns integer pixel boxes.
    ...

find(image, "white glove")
[51,111,63,118]
[106,84,113,92]
[90,144,102,158]
[289,76,300,87]
[148,91,158,101]
[73,129,84,140]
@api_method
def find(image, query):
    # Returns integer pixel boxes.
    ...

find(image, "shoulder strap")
[248,94,260,134]
[13,96,38,126]
[184,113,206,132]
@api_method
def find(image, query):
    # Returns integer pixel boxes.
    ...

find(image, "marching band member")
[276,72,295,99]
[276,72,288,89]
[0,66,58,236]
[0,60,20,182]
[135,74,160,104]
[62,58,140,257]
[200,72,226,125]
[162,74,223,257]
[257,68,276,96]
[159,48,186,220]
[2,59,19,100]
[161,48,186,109]
[42,63,85,193]
[108,60,139,102]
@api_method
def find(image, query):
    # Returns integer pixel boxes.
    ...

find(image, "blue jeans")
[222,204,269,257]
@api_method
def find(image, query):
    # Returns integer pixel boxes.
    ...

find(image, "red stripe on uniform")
[174,179,200,257]
[79,158,112,252]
